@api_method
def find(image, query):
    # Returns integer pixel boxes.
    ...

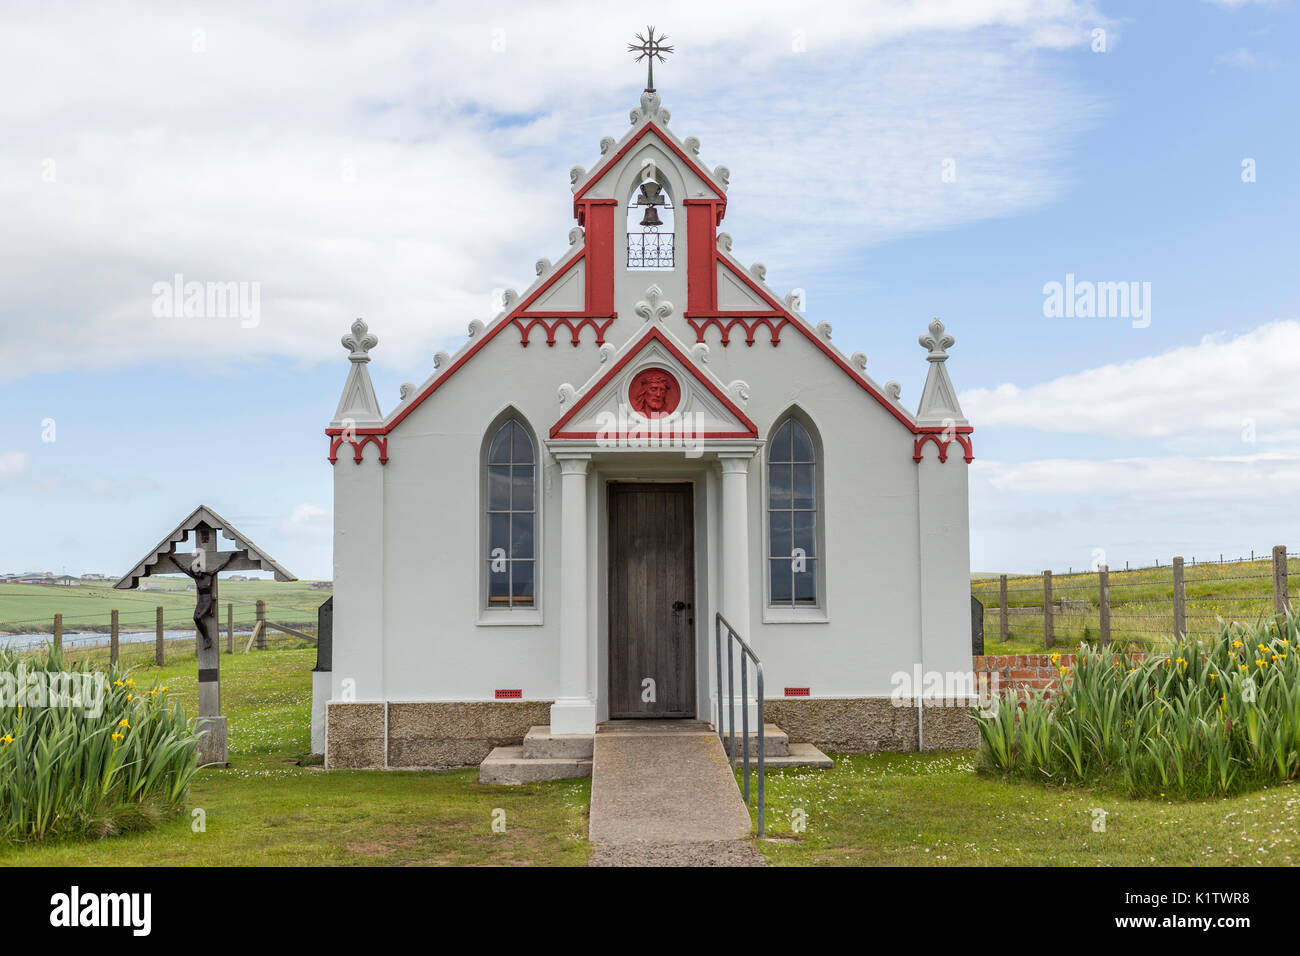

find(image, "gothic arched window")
[767,416,820,608]
[485,417,536,609]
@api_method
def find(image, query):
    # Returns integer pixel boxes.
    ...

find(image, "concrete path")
[588,721,762,866]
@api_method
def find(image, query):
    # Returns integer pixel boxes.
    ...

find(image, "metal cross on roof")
[628,26,674,93]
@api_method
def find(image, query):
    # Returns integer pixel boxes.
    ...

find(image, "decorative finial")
[918,317,954,361]
[628,26,674,93]
[341,318,377,362]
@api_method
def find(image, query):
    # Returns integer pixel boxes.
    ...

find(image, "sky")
[1,0,1297,579]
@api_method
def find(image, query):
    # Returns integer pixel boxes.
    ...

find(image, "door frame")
[603,478,696,717]
[595,468,707,723]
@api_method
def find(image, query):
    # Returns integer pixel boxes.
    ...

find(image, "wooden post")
[256,599,266,650]
[227,603,234,654]
[1099,565,1111,648]
[998,574,1009,642]
[155,606,165,665]
[110,609,119,664]
[1274,545,1289,617]
[1042,570,1054,650]
[53,613,62,653]
[1173,556,1186,639]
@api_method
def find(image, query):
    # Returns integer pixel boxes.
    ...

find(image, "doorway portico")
[546,443,760,736]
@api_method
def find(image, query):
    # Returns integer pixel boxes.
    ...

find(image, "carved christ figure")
[631,370,673,417]
[185,552,238,650]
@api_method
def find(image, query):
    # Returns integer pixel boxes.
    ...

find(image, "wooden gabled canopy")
[114,504,296,590]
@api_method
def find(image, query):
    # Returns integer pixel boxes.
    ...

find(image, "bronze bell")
[636,181,665,207]
[639,206,663,228]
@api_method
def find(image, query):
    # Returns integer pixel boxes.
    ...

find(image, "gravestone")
[971,594,985,655]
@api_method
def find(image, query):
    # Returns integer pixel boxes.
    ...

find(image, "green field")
[4,643,1298,866]
[0,579,331,636]
[971,558,1299,654]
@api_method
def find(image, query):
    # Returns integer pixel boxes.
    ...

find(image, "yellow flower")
[111,732,123,742]
[125,679,134,687]
[1208,673,1217,680]
[118,718,130,729]
[126,693,133,702]
[0,734,13,746]
[114,678,123,687]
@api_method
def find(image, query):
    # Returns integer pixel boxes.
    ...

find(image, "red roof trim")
[572,124,727,212]
[327,249,591,439]
[714,256,936,435]
[550,326,758,439]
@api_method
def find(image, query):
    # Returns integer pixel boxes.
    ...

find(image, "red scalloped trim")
[686,315,790,347]
[512,315,615,347]
[328,434,389,466]
[912,432,973,464]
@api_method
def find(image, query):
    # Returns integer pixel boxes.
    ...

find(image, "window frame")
[478,411,543,626]
[762,411,829,624]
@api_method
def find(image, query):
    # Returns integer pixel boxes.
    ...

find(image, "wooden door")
[608,483,696,718]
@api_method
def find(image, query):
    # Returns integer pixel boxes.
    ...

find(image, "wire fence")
[972,546,1296,653]
[3,599,319,670]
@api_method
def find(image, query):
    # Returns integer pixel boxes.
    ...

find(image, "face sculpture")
[630,369,678,417]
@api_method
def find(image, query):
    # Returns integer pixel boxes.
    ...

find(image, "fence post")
[110,609,119,665]
[1274,545,1289,617]
[155,606,164,665]
[227,603,234,654]
[1042,570,1054,650]
[1173,556,1186,640]
[256,600,266,650]
[1098,565,1111,648]
[53,613,62,653]
[999,574,1009,642]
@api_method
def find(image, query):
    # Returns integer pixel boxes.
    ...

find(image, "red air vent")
[494,689,522,700]
[784,687,810,697]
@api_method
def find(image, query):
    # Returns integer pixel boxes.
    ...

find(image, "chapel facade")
[317,82,977,769]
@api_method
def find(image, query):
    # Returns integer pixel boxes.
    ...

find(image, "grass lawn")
[744,754,1300,866]
[5,643,1297,866]
[971,557,1300,654]
[0,647,589,866]
[0,578,331,636]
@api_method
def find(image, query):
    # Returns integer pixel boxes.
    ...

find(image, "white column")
[718,454,754,637]
[717,452,757,730]
[551,453,596,734]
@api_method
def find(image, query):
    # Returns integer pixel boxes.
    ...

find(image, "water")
[3,630,255,651]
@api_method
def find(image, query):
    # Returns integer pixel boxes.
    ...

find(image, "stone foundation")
[764,697,979,752]
[326,700,553,769]
[327,696,979,769]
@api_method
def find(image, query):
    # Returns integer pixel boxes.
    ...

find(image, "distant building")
[311,581,333,589]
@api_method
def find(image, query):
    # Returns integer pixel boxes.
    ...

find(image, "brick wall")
[973,652,1148,697]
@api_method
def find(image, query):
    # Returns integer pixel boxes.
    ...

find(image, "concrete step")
[720,724,789,758]
[523,725,595,759]
[478,746,591,785]
[730,743,833,769]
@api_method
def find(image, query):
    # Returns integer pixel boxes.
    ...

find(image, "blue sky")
[2,0,1297,579]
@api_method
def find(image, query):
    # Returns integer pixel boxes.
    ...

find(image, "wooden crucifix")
[116,505,296,766]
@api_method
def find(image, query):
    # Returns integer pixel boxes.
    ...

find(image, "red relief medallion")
[628,367,681,418]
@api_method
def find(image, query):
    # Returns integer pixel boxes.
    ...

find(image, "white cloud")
[0,1,1106,381]
[0,451,30,479]
[974,451,1300,502]
[1215,46,1276,69]
[960,320,1300,441]
[276,502,330,540]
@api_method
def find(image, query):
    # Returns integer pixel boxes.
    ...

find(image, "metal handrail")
[715,612,764,838]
